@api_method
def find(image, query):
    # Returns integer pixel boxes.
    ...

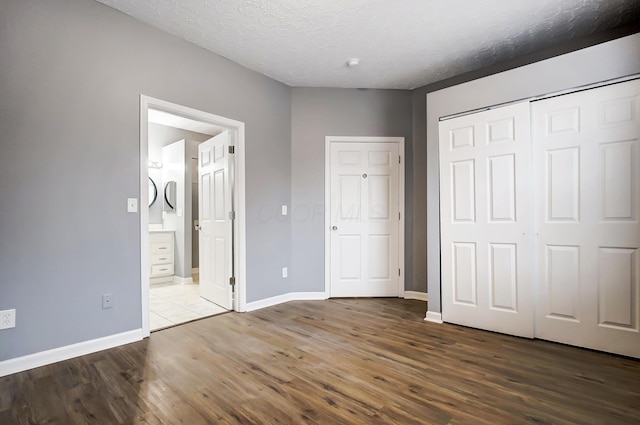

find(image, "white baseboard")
[404,291,428,301]
[150,276,173,285]
[0,329,143,378]
[173,276,193,285]
[425,311,443,324]
[244,292,328,312]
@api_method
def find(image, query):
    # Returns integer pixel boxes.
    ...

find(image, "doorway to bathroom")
[139,96,247,336]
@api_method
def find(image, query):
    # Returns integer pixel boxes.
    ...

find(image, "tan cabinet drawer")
[151,264,174,276]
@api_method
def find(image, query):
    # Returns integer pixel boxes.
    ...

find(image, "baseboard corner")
[404,291,428,302]
[244,292,328,312]
[425,311,443,324]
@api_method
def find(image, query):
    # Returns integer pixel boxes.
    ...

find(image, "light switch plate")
[127,198,138,213]
[282,267,288,278]
[281,205,288,216]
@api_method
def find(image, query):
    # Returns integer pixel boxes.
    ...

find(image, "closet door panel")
[440,102,533,338]
[533,79,640,358]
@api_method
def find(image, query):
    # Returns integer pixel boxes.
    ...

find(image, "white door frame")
[324,136,405,298]
[139,95,247,337]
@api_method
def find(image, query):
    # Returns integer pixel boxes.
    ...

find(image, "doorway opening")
[140,96,247,337]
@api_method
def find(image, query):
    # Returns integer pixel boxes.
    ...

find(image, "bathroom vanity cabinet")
[149,230,174,283]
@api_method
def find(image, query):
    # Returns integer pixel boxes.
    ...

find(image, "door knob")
[331,226,338,231]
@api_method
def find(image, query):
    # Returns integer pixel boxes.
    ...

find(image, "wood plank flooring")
[1,298,639,424]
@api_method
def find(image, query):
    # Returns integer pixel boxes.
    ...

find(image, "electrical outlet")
[0,309,16,330]
[102,293,113,309]
[282,267,288,278]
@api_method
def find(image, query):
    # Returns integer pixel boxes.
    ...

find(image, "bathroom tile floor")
[149,281,228,331]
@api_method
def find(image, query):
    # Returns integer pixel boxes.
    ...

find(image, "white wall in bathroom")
[162,140,187,279]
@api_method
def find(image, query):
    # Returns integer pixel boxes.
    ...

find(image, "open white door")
[329,141,400,297]
[198,131,233,310]
[439,102,533,338]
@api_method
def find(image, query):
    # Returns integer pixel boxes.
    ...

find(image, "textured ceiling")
[95,0,640,89]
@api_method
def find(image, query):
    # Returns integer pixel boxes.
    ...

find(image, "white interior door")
[329,141,400,297]
[533,79,640,358]
[439,102,533,337]
[198,131,233,310]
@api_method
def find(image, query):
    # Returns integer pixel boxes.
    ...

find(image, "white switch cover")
[177,208,183,217]
[281,205,288,216]
[127,198,138,213]
[282,267,288,278]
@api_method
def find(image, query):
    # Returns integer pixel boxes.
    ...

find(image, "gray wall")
[421,33,640,314]
[290,88,414,293]
[0,0,291,361]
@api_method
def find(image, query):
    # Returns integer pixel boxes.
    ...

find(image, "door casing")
[324,136,405,298]
[140,95,247,337]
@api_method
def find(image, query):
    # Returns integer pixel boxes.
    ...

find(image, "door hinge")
[399,212,401,220]
[399,156,401,164]
[229,276,236,287]
[228,145,235,154]
[229,211,236,220]
[398,268,401,276]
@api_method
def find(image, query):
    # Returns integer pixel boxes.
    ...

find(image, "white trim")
[440,74,640,121]
[324,136,406,298]
[404,291,428,302]
[140,95,248,335]
[425,311,443,324]
[324,139,331,297]
[0,329,142,377]
[173,276,193,285]
[149,276,173,285]
[244,292,328,312]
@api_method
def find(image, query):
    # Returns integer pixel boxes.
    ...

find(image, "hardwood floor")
[1,298,639,424]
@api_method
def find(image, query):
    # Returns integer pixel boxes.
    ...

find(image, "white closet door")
[439,102,533,337]
[533,79,640,358]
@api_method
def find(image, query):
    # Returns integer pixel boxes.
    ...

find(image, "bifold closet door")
[532,79,640,358]
[439,102,533,337]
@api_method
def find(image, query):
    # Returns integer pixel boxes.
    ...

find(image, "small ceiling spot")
[347,58,360,68]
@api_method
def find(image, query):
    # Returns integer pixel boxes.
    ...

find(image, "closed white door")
[533,79,640,358]
[439,102,533,337]
[329,141,400,297]
[198,131,233,310]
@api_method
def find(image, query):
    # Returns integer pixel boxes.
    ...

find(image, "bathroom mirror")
[148,177,158,207]
[164,181,177,211]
